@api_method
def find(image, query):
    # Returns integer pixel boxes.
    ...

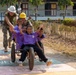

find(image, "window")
[21,3,28,10]
[21,3,28,14]
[45,3,51,16]
[45,3,57,16]
[51,4,57,9]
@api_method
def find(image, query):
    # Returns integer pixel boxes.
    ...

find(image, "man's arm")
[5,16,14,32]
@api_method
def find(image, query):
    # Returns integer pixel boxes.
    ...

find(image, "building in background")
[20,0,76,20]
[0,0,76,20]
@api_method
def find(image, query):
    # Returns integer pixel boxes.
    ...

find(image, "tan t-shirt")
[4,12,18,28]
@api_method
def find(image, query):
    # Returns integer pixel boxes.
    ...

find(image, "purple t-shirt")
[23,32,38,45]
[13,25,24,50]
[37,34,45,41]
[35,32,45,41]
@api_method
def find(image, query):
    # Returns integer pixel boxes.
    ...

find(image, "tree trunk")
[35,9,37,21]
[63,6,66,19]
[35,6,38,21]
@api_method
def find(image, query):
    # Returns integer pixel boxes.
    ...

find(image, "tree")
[0,0,18,7]
[29,0,44,20]
[0,0,22,12]
[58,0,74,19]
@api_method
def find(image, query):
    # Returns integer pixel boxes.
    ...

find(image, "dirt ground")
[0,28,76,69]
[43,35,76,56]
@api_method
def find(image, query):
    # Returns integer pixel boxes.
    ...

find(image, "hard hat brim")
[20,17,26,18]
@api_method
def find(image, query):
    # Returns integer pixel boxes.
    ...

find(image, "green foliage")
[0,0,17,6]
[58,0,74,10]
[29,0,44,7]
[58,0,74,19]
[63,18,73,25]
[29,0,44,20]
[63,18,76,26]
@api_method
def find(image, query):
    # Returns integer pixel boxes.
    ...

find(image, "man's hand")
[9,25,14,32]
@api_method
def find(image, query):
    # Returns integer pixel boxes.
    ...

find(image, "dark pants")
[38,41,42,47]
[36,41,44,54]
[19,44,48,62]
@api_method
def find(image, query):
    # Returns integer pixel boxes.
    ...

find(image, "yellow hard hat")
[19,12,26,18]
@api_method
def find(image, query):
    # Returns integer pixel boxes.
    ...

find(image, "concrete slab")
[0,50,76,75]
[15,71,76,75]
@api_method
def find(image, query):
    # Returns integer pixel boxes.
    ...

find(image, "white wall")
[0,5,8,12]
[27,16,76,20]
[38,4,45,16]
[28,4,45,16]
[57,6,73,16]
[28,4,35,16]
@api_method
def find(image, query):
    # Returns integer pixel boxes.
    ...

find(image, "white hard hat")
[8,6,16,13]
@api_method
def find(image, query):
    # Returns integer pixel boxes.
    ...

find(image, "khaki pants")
[2,25,12,49]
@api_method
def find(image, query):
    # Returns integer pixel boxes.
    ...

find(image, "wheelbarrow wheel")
[11,43,16,62]
[29,47,34,70]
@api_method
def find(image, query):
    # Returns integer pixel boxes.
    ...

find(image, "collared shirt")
[13,25,24,49]
[37,34,45,41]
[23,32,38,45]
[35,32,45,41]
[4,12,18,28]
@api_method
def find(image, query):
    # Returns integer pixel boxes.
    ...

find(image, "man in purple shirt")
[12,18,24,50]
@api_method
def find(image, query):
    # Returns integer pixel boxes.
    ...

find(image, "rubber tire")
[11,43,16,63]
[29,47,34,70]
